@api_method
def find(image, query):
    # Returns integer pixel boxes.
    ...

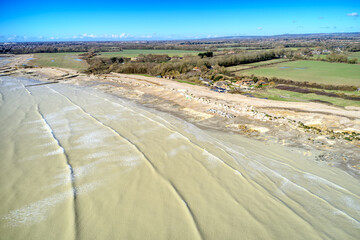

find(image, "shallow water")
[0,57,10,67]
[0,75,359,239]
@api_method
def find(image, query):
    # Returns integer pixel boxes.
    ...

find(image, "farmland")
[349,52,360,61]
[29,52,88,70]
[217,47,250,50]
[247,59,289,66]
[242,60,360,86]
[96,49,201,58]
[252,88,360,107]
[227,59,290,72]
[226,65,252,72]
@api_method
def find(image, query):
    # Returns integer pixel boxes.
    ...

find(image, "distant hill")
[201,32,360,40]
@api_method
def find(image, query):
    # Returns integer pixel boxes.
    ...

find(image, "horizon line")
[1,31,360,43]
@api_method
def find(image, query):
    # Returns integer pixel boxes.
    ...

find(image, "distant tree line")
[346,44,360,52]
[214,49,288,67]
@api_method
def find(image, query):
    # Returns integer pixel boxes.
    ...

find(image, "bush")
[198,52,213,58]
[214,75,223,81]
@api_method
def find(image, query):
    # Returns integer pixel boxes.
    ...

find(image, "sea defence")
[0,75,360,239]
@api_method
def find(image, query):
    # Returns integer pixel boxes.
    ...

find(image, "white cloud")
[7,35,17,40]
[257,27,263,30]
[71,33,97,39]
[109,33,130,39]
[68,32,156,40]
[347,12,358,17]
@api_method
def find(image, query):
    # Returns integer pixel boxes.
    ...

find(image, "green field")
[247,59,288,66]
[349,52,360,61]
[226,65,251,72]
[217,47,250,50]
[226,59,290,72]
[253,88,360,107]
[96,49,201,58]
[310,54,328,60]
[282,47,316,51]
[242,60,360,86]
[29,52,88,70]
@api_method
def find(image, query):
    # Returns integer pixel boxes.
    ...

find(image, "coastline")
[3,54,360,178]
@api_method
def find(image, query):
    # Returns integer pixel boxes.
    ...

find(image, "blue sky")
[0,0,359,41]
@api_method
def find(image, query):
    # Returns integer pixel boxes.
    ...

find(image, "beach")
[1,56,360,239]
[4,55,359,175]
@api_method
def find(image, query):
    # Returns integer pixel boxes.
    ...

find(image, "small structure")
[312,50,322,55]
[192,67,201,72]
[199,77,213,85]
[211,87,227,93]
[214,81,230,90]
[256,80,267,86]
[233,79,254,87]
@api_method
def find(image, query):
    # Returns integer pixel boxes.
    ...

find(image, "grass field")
[226,59,290,72]
[217,47,250,50]
[226,65,252,71]
[247,59,288,66]
[96,49,201,58]
[29,52,88,70]
[253,88,360,107]
[310,54,328,60]
[242,60,360,86]
[283,47,315,50]
[349,52,360,61]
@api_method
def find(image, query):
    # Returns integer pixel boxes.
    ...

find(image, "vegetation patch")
[275,85,360,101]
[175,79,197,85]
[96,49,201,58]
[29,52,88,70]
[252,88,360,107]
[242,60,360,86]
[348,52,360,61]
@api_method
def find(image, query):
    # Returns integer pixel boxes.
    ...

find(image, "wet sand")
[1,56,360,239]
